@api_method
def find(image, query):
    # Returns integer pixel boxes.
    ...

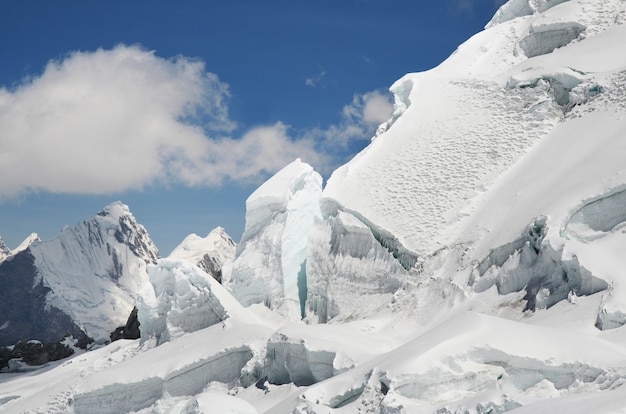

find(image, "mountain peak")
[97,200,131,219]
[0,237,11,262]
[168,226,236,282]
[94,201,159,265]
[12,233,40,255]
[0,202,161,346]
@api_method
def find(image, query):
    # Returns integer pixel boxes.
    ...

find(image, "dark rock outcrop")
[0,250,90,347]
[0,337,76,371]
[110,306,141,342]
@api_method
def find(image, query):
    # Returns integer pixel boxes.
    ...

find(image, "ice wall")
[519,21,585,57]
[138,259,228,344]
[306,211,409,323]
[470,217,608,310]
[224,159,322,320]
[486,0,571,28]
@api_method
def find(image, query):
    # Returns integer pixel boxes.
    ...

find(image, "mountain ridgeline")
[0,202,236,371]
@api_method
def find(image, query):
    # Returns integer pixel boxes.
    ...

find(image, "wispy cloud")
[305,66,327,88]
[449,0,507,14]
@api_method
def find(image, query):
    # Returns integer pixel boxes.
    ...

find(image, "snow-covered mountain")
[0,233,39,263]
[0,202,159,347]
[0,237,11,263]
[11,233,40,256]
[3,0,626,413]
[167,227,236,282]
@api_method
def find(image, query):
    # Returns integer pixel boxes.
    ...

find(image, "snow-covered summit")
[0,201,160,346]
[12,232,40,255]
[0,233,40,263]
[32,201,159,343]
[0,236,11,262]
[167,226,235,282]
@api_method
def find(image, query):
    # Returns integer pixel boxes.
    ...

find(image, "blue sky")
[0,0,504,254]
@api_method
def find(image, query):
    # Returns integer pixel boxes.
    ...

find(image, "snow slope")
[3,0,626,413]
[323,0,626,260]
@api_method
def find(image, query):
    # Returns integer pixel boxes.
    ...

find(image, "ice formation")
[224,159,323,320]
[305,211,409,323]
[137,258,251,345]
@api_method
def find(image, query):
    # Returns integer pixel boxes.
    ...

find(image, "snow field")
[323,70,562,259]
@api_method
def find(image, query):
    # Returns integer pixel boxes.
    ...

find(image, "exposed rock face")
[110,306,141,342]
[0,250,89,347]
[0,339,75,372]
[197,252,227,283]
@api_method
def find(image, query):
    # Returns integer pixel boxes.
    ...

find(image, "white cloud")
[305,67,327,88]
[313,89,394,147]
[0,45,394,199]
[0,45,323,198]
[355,90,395,126]
[176,122,326,185]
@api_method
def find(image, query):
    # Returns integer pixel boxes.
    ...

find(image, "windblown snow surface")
[3,0,626,412]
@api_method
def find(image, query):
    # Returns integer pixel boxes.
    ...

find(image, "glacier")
[3,0,626,413]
